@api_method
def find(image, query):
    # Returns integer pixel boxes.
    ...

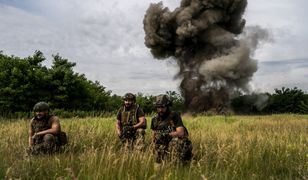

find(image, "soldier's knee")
[171,137,189,145]
[169,137,180,146]
[171,137,179,142]
[169,137,192,151]
[43,134,55,144]
[178,138,193,160]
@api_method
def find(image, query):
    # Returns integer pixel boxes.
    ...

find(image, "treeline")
[1,51,114,113]
[0,51,183,118]
[231,87,308,114]
[1,51,308,118]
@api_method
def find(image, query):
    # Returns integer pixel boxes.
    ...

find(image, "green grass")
[0,115,307,179]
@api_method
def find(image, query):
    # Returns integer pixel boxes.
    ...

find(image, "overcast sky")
[0,0,307,95]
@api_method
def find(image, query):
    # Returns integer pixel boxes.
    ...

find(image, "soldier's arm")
[115,109,122,136]
[116,119,121,136]
[133,107,146,129]
[133,116,146,129]
[170,127,185,138]
[29,119,34,146]
[35,116,61,136]
[169,113,185,138]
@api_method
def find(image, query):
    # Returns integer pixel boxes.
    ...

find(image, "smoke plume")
[143,0,269,112]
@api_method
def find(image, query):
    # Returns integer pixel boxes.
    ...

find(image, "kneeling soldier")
[151,94,192,165]
[28,102,67,155]
[116,93,146,150]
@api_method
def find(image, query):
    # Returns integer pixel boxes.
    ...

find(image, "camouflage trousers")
[154,137,192,163]
[27,134,59,155]
[119,129,145,151]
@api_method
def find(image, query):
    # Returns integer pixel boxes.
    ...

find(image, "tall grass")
[0,115,307,179]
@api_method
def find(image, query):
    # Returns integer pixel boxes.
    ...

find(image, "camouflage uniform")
[117,104,146,150]
[28,115,67,155]
[151,110,192,163]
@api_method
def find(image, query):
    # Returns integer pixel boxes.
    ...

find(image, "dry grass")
[0,114,307,179]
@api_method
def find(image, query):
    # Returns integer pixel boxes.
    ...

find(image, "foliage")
[231,93,269,114]
[166,91,184,112]
[0,51,115,114]
[0,51,186,118]
[266,87,308,113]
[0,51,46,112]
[1,51,308,116]
[231,87,308,114]
[135,91,184,114]
[136,93,155,114]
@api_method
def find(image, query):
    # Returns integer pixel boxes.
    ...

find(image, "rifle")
[154,128,173,145]
[120,125,136,139]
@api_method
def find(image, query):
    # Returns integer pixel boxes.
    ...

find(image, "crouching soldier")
[27,102,67,155]
[116,93,146,150]
[151,95,192,165]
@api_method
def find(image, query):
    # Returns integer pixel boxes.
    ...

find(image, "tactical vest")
[153,111,189,136]
[31,115,53,133]
[120,104,139,126]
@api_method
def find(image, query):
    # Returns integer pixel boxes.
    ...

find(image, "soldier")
[151,94,192,165]
[27,102,67,155]
[116,93,146,150]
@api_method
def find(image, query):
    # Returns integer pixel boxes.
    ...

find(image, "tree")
[0,51,48,112]
[0,51,115,114]
[166,91,184,112]
[266,87,308,113]
[136,93,155,114]
[231,93,269,114]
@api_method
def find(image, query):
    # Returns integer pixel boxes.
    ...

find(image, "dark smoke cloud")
[143,0,269,112]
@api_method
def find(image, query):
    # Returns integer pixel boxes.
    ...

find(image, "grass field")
[0,114,307,179]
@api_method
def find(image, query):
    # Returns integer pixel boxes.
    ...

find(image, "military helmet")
[123,93,136,102]
[33,102,50,112]
[154,94,172,107]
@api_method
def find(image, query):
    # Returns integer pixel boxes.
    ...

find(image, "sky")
[0,0,307,95]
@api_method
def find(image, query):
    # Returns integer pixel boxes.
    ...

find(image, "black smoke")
[143,0,269,112]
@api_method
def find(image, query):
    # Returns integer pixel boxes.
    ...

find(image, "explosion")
[143,0,268,112]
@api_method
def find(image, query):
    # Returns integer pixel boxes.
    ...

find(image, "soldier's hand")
[123,125,135,132]
[161,132,170,137]
[119,132,125,139]
[32,133,38,139]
